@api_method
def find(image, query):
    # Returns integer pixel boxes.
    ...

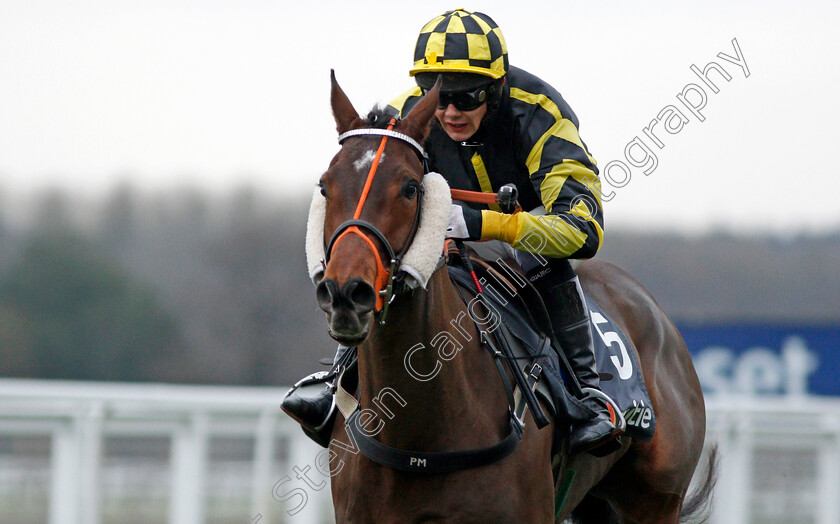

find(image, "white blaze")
[353,150,384,173]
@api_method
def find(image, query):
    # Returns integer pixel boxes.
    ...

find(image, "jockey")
[283,8,623,455]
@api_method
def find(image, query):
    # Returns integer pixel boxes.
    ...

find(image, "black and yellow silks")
[388,65,605,260]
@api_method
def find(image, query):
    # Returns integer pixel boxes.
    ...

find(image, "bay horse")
[308,71,716,523]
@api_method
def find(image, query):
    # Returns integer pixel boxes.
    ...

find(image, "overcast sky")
[2,0,838,234]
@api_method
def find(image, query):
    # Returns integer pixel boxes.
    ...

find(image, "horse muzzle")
[315,277,377,343]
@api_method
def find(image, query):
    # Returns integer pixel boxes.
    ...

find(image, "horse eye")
[319,183,327,198]
[403,183,418,200]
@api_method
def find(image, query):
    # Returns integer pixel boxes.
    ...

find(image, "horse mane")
[359,105,429,145]
[362,106,394,129]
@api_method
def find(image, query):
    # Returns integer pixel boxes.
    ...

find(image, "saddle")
[445,245,656,447]
[445,247,586,456]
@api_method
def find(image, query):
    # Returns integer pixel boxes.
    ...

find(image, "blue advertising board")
[678,324,840,397]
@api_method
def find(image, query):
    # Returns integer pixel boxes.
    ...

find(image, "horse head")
[311,71,443,344]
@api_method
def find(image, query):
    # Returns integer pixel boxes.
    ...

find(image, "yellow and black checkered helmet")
[410,9,509,80]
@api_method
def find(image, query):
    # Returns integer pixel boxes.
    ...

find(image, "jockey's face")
[435,102,487,142]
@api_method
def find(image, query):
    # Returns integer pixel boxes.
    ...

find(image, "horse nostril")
[316,279,339,312]
[343,279,376,314]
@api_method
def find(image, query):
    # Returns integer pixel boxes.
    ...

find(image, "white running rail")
[2,379,839,524]
[0,379,331,524]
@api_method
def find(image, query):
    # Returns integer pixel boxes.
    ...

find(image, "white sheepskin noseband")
[305,172,451,289]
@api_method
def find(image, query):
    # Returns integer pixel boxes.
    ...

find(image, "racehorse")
[308,71,717,523]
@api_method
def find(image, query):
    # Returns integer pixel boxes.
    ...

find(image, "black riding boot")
[280,344,350,447]
[537,274,624,456]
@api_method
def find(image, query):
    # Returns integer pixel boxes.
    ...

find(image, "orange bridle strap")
[330,226,389,310]
[352,120,393,219]
[449,188,498,206]
[329,118,397,311]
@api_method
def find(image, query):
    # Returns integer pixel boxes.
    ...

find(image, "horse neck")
[356,267,508,449]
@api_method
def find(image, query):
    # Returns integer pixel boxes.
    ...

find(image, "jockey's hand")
[446,202,483,240]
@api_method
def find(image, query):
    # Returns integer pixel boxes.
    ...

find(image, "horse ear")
[331,69,360,135]
[402,76,441,141]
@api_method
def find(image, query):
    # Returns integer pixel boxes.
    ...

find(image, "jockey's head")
[410,9,508,141]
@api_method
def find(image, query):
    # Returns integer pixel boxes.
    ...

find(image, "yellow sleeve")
[480,209,589,258]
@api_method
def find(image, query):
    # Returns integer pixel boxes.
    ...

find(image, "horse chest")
[333,459,547,524]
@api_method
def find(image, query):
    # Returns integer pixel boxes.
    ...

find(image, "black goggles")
[425,83,493,112]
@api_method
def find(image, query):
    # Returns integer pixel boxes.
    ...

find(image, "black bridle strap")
[322,133,426,321]
[324,119,399,312]
[326,220,396,265]
[324,181,425,267]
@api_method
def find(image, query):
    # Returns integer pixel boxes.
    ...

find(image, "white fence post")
[250,408,278,523]
[169,411,208,524]
[286,428,330,524]
[79,402,103,524]
[818,413,840,524]
[709,406,752,524]
[50,419,81,524]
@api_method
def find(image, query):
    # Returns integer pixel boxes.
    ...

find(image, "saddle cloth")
[448,262,656,443]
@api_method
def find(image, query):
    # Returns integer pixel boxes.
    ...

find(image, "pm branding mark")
[410,457,428,468]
